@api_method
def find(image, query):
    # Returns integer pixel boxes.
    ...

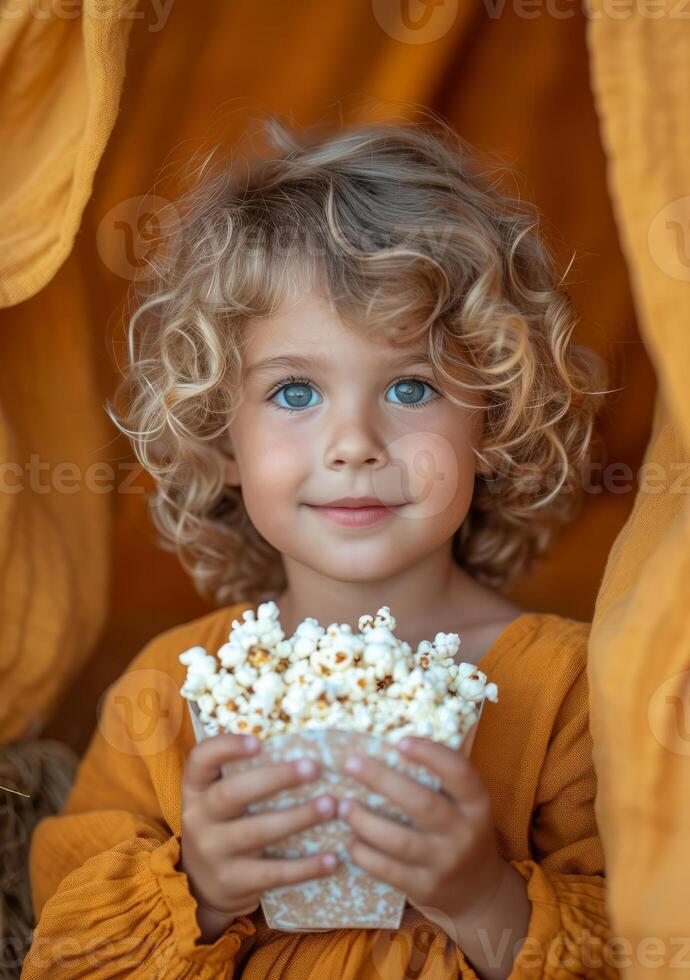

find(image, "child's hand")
[337,735,507,935]
[180,733,340,943]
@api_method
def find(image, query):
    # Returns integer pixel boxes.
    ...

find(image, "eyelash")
[266,374,439,414]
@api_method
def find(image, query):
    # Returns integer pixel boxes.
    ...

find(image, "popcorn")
[179,603,498,749]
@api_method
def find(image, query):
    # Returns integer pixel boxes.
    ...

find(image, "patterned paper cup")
[188,703,484,931]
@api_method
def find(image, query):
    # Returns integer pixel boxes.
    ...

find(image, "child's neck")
[273,563,525,663]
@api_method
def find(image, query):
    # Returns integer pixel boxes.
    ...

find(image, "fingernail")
[399,737,413,751]
[296,758,317,777]
[244,736,259,750]
[338,799,352,818]
[315,795,334,815]
[322,853,338,870]
[344,755,363,774]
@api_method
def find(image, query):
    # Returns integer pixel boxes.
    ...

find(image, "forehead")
[242,288,431,376]
[245,349,431,381]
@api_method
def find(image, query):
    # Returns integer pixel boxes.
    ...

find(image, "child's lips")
[307,503,403,527]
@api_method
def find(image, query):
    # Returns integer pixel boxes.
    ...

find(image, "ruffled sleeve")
[455,661,620,978]
[21,622,258,978]
[22,830,256,979]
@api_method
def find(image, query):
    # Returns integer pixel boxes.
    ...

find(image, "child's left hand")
[338,735,508,935]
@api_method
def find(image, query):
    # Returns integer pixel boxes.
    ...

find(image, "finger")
[341,753,455,833]
[218,794,338,854]
[346,837,419,895]
[184,734,261,793]
[206,756,322,820]
[231,851,340,892]
[398,737,488,810]
[338,798,429,865]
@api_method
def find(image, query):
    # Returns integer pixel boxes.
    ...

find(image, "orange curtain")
[0,0,134,742]
[585,3,690,968]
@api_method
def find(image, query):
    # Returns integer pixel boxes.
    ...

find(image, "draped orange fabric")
[2,0,687,969]
[583,4,690,970]
[22,602,618,978]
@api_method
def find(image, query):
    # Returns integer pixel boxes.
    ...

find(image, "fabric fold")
[22,832,256,978]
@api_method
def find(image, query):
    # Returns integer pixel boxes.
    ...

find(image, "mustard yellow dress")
[21,602,617,978]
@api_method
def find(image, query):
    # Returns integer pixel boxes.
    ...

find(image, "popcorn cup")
[188,700,485,931]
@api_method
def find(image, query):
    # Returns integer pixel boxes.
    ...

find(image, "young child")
[23,117,620,979]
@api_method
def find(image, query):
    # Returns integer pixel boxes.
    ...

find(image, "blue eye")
[270,378,322,413]
[267,374,438,414]
[385,377,436,409]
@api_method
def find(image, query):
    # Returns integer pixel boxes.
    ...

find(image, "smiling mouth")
[306,503,402,528]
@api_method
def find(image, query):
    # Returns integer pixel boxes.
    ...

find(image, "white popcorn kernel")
[257,600,279,621]
[292,635,319,659]
[362,643,395,679]
[216,704,236,728]
[433,632,461,657]
[180,674,209,699]
[196,693,217,722]
[210,673,241,703]
[178,648,217,677]
[217,642,247,669]
[179,645,208,665]
[373,606,396,630]
[457,676,488,700]
[234,663,259,689]
[284,660,312,685]
[358,613,375,632]
[364,625,396,646]
[311,638,358,675]
[252,671,285,712]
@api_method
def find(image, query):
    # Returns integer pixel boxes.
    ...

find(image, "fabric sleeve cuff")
[150,835,257,970]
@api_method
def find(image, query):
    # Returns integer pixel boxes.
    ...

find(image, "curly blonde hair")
[107,113,608,608]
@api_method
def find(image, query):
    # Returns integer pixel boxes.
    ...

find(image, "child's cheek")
[384,430,474,523]
[238,426,308,524]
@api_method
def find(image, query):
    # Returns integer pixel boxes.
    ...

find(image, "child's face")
[223,287,483,584]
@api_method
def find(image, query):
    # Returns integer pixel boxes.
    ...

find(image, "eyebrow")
[245,350,432,378]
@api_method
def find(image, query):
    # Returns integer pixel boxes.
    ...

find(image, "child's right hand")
[179,732,340,943]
